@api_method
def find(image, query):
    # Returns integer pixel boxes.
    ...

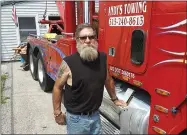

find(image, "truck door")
[105,1,152,74]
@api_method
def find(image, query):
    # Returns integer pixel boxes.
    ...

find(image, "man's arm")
[105,68,118,100]
[52,60,70,116]
[105,67,127,106]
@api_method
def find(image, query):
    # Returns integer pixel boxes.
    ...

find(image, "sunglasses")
[79,35,96,41]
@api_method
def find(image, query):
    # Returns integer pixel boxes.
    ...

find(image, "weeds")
[1,74,10,104]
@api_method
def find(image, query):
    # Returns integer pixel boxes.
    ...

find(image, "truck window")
[131,29,146,65]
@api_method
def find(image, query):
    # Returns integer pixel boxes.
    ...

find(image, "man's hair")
[75,23,96,39]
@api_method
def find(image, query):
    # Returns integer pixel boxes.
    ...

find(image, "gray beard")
[76,42,98,62]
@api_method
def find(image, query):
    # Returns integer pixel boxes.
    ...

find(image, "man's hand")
[113,99,127,107]
[55,112,66,125]
[105,67,128,108]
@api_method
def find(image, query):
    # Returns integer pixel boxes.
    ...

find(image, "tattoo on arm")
[57,61,67,78]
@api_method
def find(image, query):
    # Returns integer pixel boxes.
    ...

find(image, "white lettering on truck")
[108,2,147,27]
[109,66,135,79]
[124,2,147,14]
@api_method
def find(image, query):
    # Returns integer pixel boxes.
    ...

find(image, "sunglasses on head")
[79,35,96,41]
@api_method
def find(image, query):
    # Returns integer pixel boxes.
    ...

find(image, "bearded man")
[52,23,126,134]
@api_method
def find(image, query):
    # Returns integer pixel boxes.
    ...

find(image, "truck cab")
[99,1,187,134]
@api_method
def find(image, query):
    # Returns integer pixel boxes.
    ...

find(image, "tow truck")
[26,1,187,134]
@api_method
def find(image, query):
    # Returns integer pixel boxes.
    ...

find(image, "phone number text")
[109,15,144,26]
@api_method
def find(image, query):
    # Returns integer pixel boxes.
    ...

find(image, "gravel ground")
[1,61,66,134]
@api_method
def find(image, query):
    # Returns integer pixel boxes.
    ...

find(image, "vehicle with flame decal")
[27,1,187,134]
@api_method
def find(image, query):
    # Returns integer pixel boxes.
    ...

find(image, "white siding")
[1,1,59,61]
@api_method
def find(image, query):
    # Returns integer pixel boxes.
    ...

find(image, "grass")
[1,74,10,104]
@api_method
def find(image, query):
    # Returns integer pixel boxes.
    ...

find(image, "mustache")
[82,43,97,49]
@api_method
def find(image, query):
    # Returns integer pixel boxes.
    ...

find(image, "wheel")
[29,49,38,80]
[37,53,54,92]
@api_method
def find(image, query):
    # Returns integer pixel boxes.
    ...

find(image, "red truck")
[27,1,187,134]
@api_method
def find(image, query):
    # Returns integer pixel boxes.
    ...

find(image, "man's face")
[76,28,98,62]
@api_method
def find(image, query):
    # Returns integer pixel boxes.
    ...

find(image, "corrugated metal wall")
[1,1,59,61]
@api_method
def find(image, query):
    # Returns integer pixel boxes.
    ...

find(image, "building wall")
[1,1,59,61]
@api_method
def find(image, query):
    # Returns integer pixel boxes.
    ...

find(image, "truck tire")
[37,53,54,92]
[29,49,38,80]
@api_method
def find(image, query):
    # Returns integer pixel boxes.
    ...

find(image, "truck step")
[101,114,120,134]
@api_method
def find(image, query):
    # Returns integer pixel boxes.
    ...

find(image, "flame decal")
[158,19,187,30]
[159,48,186,56]
[158,19,187,35]
[154,19,187,67]
[158,30,187,35]
[153,59,185,67]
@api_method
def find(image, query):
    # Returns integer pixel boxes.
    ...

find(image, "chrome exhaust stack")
[84,1,90,24]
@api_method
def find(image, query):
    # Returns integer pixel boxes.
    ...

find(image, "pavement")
[1,61,67,134]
